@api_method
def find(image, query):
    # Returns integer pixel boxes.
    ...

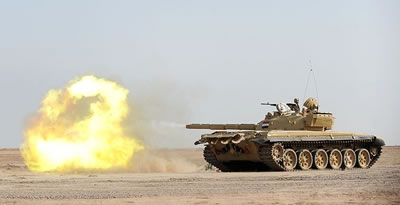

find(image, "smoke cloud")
[123,79,204,172]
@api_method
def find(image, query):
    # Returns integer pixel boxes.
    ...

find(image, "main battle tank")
[186,97,385,171]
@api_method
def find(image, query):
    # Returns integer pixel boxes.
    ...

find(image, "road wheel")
[271,143,284,162]
[329,149,342,170]
[357,149,371,169]
[342,149,356,169]
[283,149,297,170]
[314,149,328,170]
[298,149,313,170]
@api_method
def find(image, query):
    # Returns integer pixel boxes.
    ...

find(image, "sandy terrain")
[0,147,399,205]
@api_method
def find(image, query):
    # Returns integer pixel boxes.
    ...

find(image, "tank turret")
[187,98,334,131]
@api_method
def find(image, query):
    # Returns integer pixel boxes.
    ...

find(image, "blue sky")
[0,0,399,147]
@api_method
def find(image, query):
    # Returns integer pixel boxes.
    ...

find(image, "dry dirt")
[0,147,399,205]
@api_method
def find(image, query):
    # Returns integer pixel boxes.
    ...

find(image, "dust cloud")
[124,79,206,173]
[131,150,199,173]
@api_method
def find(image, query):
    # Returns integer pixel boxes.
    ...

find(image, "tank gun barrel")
[261,102,276,106]
[186,124,257,130]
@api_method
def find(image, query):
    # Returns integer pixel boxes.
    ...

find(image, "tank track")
[203,146,231,172]
[259,144,286,171]
[203,146,268,172]
[259,140,383,171]
[204,140,382,172]
[367,147,382,169]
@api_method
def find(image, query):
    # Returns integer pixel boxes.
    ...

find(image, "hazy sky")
[0,0,399,147]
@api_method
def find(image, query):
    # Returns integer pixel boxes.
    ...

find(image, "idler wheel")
[283,149,297,170]
[314,149,328,170]
[298,149,313,170]
[329,149,343,170]
[357,148,371,169]
[342,149,356,169]
[271,143,284,162]
[370,147,378,157]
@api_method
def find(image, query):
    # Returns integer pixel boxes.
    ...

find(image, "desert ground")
[0,147,399,205]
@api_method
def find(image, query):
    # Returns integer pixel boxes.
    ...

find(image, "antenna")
[302,60,319,102]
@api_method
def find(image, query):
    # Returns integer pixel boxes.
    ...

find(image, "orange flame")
[21,75,143,172]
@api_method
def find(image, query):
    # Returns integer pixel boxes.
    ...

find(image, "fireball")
[21,75,143,172]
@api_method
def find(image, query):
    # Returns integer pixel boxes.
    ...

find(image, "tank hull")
[201,130,384,171]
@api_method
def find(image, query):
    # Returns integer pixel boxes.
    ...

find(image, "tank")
[186,97,385,171]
